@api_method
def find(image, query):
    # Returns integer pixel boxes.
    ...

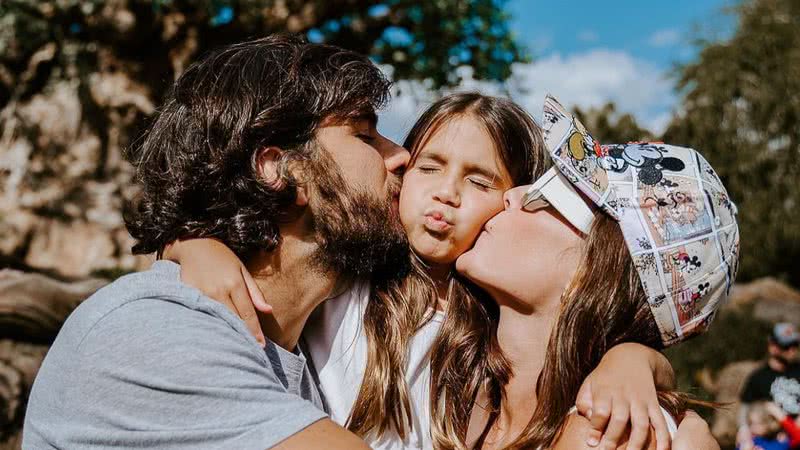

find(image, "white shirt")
[303,280,679,449]
[303,280,443,450]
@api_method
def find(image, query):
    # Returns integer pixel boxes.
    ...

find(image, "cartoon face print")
[673,252,702,274]
[566,118,601,161]
[644,191,701,226]
[691,282,711,303]
[598,143,686,185]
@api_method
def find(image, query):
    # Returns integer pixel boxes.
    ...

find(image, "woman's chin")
[454,251,478,279]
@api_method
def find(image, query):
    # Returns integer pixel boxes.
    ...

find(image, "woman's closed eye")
[356,133,375,143]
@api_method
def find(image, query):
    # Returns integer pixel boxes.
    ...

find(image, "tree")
[662,0,800,287]
[572,102,656,144]
[0,0,526,278]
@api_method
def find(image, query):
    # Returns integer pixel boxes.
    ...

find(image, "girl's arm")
[576,343,676,450]
[163,238,268,346]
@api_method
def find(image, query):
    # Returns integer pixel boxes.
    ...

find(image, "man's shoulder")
[55,260,258,356]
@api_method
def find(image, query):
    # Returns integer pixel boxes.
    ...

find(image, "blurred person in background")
[738,323,800,449]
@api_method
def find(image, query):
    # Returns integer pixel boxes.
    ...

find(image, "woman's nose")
[503,186,529,210]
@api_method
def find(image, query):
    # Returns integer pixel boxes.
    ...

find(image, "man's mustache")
[387,175,403,198]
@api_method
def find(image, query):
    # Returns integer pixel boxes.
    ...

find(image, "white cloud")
[378,49,677,143]
[577,30,598,42]
[648,28,681,47]
[507,50,676,133]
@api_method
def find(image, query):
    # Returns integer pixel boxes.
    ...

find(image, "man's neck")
[483,295,560,447]
[246,233,339,351]
[768,356,787,372]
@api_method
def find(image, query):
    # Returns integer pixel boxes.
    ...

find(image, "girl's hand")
[163,238,270,346]
[576,343,674,450]
[673,411,719,450]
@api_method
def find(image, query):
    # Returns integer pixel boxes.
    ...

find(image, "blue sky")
[506,0,735,73]
[379,0,738,141]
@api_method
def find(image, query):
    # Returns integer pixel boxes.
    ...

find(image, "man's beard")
[307,151,410,281]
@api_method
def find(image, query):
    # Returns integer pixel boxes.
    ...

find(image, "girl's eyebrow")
[417,148,502,181]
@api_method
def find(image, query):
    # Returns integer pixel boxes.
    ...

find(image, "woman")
[451,96,738,448]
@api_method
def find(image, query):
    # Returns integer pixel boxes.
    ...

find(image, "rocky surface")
[0,269,106,449]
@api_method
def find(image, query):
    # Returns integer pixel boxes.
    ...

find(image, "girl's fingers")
[650,403,672,450]
[575,377,594,419]
[241,266,272,313]
[626,403,651,450]
[598,398,629,450]
[588,392,613,437]
[230,278,266,347]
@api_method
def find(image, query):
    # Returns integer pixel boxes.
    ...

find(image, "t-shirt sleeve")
[65,298,327,449]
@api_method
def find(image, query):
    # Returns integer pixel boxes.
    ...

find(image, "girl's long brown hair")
[345,92,548,441]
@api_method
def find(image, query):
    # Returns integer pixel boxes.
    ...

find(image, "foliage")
[0,0,526,108]
[572,103,656,144]
[0,0,526,276]
[663,0,800,287]
[665,304,772,400]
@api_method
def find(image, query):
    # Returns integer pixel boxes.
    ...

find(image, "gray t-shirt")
[23,260,327,449]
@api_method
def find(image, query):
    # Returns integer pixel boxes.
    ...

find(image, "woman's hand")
[163,238,270,346]
[672,411,719,450]
[575,343,675,450]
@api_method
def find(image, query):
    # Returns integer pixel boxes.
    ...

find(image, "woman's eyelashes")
[356,132,375,143]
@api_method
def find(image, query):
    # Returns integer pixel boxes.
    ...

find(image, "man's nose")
[381,137,410,176]
[503,186,528,210]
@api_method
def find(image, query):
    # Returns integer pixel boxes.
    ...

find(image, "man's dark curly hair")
[125,34,392,257]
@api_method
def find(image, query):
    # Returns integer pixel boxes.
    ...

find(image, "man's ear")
[254,146,308,207]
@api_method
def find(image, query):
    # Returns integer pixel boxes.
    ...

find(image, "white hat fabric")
[539,95,740,346]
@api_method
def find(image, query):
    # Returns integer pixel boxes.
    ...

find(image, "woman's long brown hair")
[345,92,548,441]
[459,213,694,449]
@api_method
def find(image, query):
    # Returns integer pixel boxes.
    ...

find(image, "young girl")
[453,96,738,449]
[165,93,693,449]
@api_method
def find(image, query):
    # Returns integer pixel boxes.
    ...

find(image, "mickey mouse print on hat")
[539,95,740,347]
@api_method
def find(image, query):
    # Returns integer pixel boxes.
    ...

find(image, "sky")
[378,0,737,143]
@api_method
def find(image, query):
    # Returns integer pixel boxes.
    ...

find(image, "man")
[23,34,410,449]
[738,322,800,448]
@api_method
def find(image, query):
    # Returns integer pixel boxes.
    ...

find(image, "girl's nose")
[503,185,529,210]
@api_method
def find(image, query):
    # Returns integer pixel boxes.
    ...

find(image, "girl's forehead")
[414,116,499,160]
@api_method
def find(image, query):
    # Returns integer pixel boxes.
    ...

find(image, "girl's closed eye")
[417,165,440,173]
[468,177,494,191]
